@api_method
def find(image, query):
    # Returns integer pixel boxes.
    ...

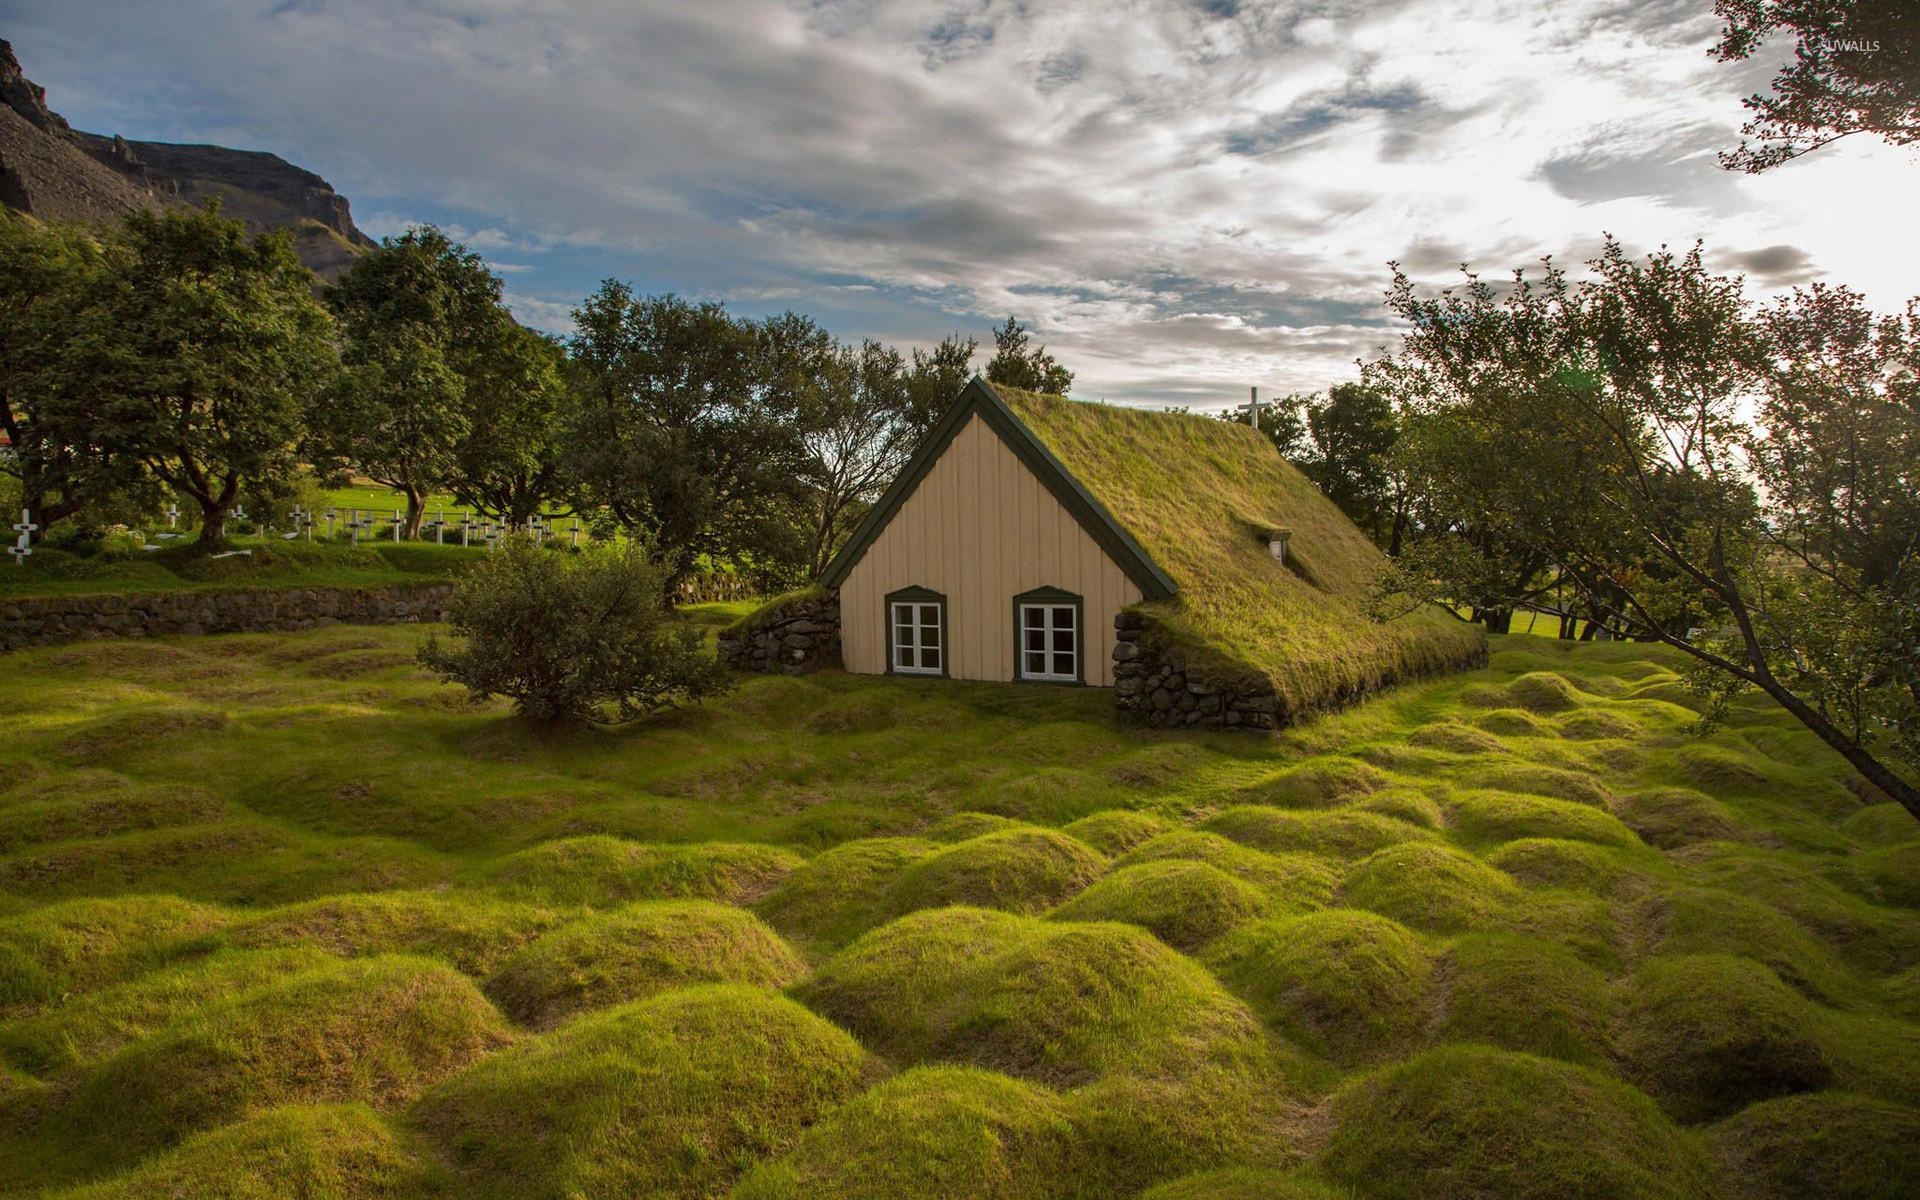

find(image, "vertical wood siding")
[840,413,1143,686]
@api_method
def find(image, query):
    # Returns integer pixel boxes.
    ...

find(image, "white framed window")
[889,594,945,675]
[1017,596,1079,683]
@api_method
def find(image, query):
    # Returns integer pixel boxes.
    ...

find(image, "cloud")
[4,0,1909,408]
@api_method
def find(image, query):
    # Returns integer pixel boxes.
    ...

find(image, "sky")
[4,0,1915,409]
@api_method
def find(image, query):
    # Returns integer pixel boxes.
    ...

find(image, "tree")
[72,205,334,546]
[1220,392,1311,460]
[1301,383,1403,549]
[322,226,506,537]
[452,322,571,527]
[0,214,111,528]
[906,333,979,428]
[418,537,728,726]
[985,317,1074,395]
[564,284,812,589]
[799,338,922,575]
[1368,237,1920,817]
[1712,0,1919,171]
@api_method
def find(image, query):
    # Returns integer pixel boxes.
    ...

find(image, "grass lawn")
[0,540,487,600]
[3,628,1918,1198]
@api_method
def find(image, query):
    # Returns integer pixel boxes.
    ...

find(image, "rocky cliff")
[0,40,374,279]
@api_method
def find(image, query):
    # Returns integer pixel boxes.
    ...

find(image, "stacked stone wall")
[718,590,842,674]
[1111,610,1281,730]
[0,582,455,652]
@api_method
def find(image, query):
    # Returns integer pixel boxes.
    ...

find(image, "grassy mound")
[52,955,512,1180]
[485,900,805,1028]
[1048,860,1270,951]
[1470,706,1558,737]
[1446,791,1640,849]
[923,812,1026,842]
[1201,806,1435,861]
[226,891,563,975]
[1486,837,1653,894]
[1118,831,1338,906]
[1616,788,1744,849]
[884,829,1107,916]
[1320,1044,1715,1200]
[1240,759,1392,808]
[1505,671,1585,714]
[1206,909,1432,1064]
[1840,843,1920,910]
[1455,762,1619,809]
[1617,954,1833,1123]
[1062,810,1171,856]
[0,895,226,1011]
[1649,886,1856,1005]
[1341,843,1520,934]
[412,985,870,1200]
[41,1103,446,1200]
[754,836,936,950]
[1707,1091,1920,1200]
[485,836,802,907]
[1432,934,1610,1066]
[0,946,335,1077]
[730,1066,1073,1200]
[997,384,1486,722]
[798,907,1266,1086]
[1140,1169,1347,1199]
[1408,720,1511,755]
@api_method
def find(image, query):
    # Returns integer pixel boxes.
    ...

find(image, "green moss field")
[3,625,1918,1198]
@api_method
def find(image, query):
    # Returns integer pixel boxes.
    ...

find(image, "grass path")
[2,628,1917,1198]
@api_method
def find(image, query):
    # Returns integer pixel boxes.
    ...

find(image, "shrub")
[1206,909,1432,1064]
[1320,1044,1715,1200]
[1048,860,1270,951]
[730,1066,1074,1200]
[417,537,727,725]
[412,985,870,1200]
[484,900,805,1028]
[1617,954,1833,1123]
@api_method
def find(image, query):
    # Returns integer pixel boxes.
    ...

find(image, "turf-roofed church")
[722,378,1485,728]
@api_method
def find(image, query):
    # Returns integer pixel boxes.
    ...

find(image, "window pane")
[1054,651,1074,676]
[1052,629,1073,653]
[1023,606,1044,630]
[892,604,911,624]
[920,647,940,670]
[1025,629,1044,652]
[922,623,940,648]
[895,625,913,647]
[1025,651,1046,674]
[896,647,913,668]
[920,604,939,625]
[1053,606,1074,627]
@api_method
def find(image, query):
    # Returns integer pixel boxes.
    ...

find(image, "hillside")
[0,40,373,279]
[2,625,1916,1198]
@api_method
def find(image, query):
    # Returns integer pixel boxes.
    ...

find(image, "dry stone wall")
[0,582,455,652]
[1111,609,1282,730]
[718,590,842,674]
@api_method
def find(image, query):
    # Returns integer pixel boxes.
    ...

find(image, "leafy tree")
[1220,392,1311,460]
[985,317,1074,395]
[0,214,111,528]
[564,284,812,589]
[1301,383,1404,549]
[799,338,922,575]
[1369,237,1920,817]
[72,205,334,546]
[452,321,571,527]
[418,537,727,726]
[906,333,978,428]
[322,226,506,537]
[1712,0,1918,170]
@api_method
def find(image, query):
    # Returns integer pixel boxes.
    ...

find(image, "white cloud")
[5,0,1914,407]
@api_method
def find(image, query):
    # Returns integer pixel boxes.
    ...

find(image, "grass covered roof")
[991,383,1485,719]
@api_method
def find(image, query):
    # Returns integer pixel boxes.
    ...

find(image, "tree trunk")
[197,503,228,547]
[403,485,425,540]
[1482,608,1514,634]
[1749,674,1920,820]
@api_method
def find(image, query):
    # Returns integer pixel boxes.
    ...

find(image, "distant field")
[2,630,1916,1198]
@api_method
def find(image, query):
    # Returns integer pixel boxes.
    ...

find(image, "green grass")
[2,628,1919,1196]
[0,538,485,599]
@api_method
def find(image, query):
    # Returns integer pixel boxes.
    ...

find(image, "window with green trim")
[889,593,945,675]
[1015,588,1081,683]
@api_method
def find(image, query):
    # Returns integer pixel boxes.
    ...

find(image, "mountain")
[0,40,374,278]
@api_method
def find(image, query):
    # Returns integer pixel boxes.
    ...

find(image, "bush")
[418,537,727,725]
